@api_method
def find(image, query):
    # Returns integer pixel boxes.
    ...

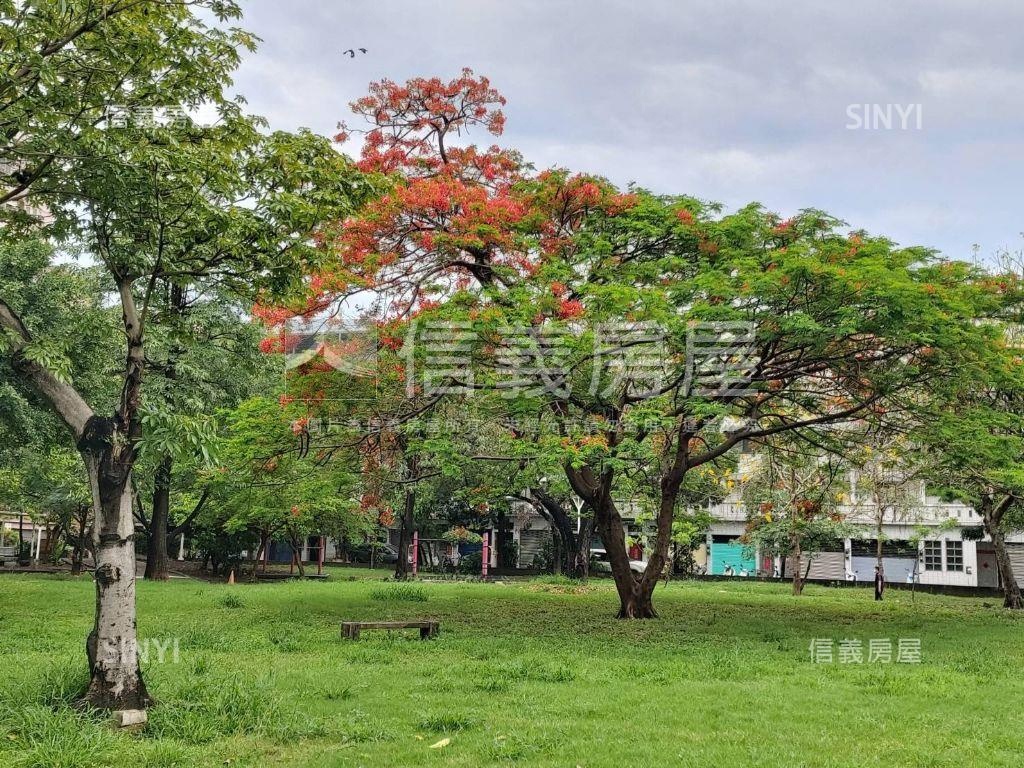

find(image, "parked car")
[590,549,647,575]
[350,542,399,564]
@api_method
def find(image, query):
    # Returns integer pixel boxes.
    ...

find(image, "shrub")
[457,551,482,575]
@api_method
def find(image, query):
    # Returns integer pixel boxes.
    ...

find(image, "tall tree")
[136,288,275,580]
[0,1,366,711]
[847,431,924,589]
[271,71,996,618]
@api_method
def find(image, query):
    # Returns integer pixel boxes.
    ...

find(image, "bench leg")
[420,625,430,640]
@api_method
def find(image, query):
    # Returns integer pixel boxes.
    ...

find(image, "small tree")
[847,432,924,589]
[742,438,857,595]
[207,397,369,579]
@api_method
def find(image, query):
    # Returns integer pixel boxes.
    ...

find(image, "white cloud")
[226,0,1024,261]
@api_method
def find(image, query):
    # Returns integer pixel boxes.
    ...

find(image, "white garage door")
[1008,544,1024,583]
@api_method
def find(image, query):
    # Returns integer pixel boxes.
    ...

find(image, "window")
[945,540,963,572]
[923,540,943,571]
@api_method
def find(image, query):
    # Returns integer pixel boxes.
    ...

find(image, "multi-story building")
[504,459,1024,589]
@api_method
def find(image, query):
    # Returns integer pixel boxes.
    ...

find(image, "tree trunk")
[572,518,594,580]
[594,495,657,618]
[144,455,172,580]
[288,533,306,577]
[250,531,268,582]
[616,577,657,618]
[987,518,1023,609]
[533,489,592,579]
[876,519,884,572]
[81,437,150,711]
[592,429,693,618]
[551,528,562,575]
[563,457,658,617]
[2,287,152,713]
[394,487,416,580]
[791,535,805,596]
[144,284,185,582]
[71,504,89,576]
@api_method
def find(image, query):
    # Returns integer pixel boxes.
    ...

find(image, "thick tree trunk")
[82,440,150,711]
[564,458,662,617]
[144,455,172,580]
[2,290,150,713]
[595,495,658,618]
[987,519,1023,609]
[616,578,657,618]
[591,426,694,619]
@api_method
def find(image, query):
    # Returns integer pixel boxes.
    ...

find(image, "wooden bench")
[341,620,439,640]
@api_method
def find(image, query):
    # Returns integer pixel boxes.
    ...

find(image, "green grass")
[1,574,1022,767]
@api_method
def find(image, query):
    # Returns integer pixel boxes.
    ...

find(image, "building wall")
[851,555,916,583]
[518,528,551,568]
[917,535,978,587]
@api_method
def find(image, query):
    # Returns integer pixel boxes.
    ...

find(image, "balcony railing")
[706,501,977,526]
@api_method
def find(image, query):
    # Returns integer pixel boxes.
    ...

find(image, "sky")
[229,0,1024,262]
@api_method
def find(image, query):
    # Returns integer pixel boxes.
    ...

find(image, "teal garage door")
[710,536,755,575]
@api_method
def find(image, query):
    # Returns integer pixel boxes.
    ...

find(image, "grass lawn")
[1,573,1022,768]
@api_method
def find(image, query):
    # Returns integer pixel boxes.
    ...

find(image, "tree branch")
[0,297,94,440]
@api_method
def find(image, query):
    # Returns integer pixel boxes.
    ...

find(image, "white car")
[590,550,647,574]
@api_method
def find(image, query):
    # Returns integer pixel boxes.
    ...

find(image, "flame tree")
[262,71,1000,619]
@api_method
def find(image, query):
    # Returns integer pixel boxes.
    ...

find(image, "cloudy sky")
[229,0,1024,262]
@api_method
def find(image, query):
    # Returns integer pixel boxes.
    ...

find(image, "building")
[699,453,1024,588]
[0,512,49,564]
[502,458,1024,589]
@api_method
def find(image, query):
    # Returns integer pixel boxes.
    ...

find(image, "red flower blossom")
[557,299,585,319]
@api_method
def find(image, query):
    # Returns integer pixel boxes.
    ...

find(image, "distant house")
[0,511,48,563]
[499,450,1024,589]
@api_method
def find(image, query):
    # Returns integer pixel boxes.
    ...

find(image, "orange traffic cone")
[228,569,235,585]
